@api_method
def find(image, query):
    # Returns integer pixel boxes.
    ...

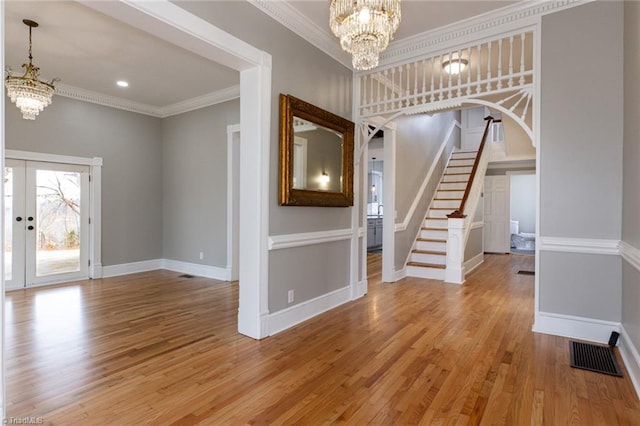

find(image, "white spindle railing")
[358,30,534,118]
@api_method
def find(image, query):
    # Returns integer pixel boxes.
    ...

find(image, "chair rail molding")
[620,241,640,271]
[538,237,620,256]
[268,229,353,251]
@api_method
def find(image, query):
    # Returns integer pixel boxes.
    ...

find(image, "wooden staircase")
[406,149,478,280]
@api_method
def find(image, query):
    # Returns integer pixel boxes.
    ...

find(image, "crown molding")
[250,0,589,73]
[248,0,352,69]
[159,85,240,117]
[55,83,240,118]
[378,0,591,68]
[55,83,164,117]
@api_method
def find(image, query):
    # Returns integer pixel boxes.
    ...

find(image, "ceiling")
[4,1,518,111]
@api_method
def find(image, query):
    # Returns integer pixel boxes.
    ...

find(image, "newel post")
[445,217,466,284]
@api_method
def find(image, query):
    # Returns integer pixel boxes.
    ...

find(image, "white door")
[4,160,90,290]
[484,175,510,253]
[461,107,488,151]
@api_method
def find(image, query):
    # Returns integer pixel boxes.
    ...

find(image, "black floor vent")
[179,274,195,278]
[517,270,535,275]
[569,341,622,377]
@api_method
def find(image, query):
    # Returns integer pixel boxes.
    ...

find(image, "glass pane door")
[4,160,26,290]
[4,160,89,289]
[35,169,82,277]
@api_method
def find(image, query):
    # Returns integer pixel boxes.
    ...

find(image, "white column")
[238,56,272,339]
[445,217,466,284]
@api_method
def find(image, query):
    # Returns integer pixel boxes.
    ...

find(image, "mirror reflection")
[279,94,353,207]
[292,117,343,192]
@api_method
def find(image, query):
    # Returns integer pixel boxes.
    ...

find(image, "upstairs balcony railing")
[357,29,534,118]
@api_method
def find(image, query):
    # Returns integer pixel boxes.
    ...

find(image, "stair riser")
[429,209,454,218]
[446,166,473,174]
[425,218,448,228]
[411,253,446,265]
[440,182,467,190]
[432,199,460,209]
[420,229,447,239]
[416,241,447,251]
[442,174,469,182]
[406,266,446,280]
[437,190,464,199]
[448,159,475,166]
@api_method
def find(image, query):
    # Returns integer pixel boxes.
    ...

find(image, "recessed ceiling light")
[116,80,129,88]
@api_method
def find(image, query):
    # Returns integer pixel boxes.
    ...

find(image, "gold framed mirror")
[279,94,354,207]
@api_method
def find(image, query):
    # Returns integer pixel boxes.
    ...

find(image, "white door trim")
[226,124,240,281]
[77,0,273,339]
[5,151,103,280]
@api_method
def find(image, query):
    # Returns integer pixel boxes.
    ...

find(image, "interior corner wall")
[539,1,623,322]
[622,0,640,357]
[176,2,354,313]
[162,99,240,268]
[4,96,163,267]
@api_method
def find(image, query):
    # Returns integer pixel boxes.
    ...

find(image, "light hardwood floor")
[5,254,639,424]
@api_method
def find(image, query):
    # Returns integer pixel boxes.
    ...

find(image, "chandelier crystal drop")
[330,0,401,71]
[5,19,56,120]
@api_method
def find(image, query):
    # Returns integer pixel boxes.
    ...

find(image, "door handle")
[16,217,22,222]
[27,225,34,231]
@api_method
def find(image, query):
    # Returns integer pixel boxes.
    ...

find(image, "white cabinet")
[367,218,383,249]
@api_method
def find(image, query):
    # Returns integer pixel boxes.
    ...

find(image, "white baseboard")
[357,279,368,297]
[393,268,407,282]
[90,263,103,279]
[102,259,230,281]
[464,253,484,275]
[268,286,351,336]
[619,325,640,400]
[532,311,620,344]
[163,259,230,281]
[102,259,164,278]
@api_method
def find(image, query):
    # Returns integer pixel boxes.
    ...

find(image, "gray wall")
[177,2,353,311]
[464,228,483,262]
[5,96,163,266]
[395,111,459,218]
[622,0,640,354]
[541,2,623,240]
[162,99,240,267]
[393,111,460,270]
[539,2,623,321]
[510,174,536,234]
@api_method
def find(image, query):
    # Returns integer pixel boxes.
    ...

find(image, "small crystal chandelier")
[330,0,401,71]
[5,19,56,120]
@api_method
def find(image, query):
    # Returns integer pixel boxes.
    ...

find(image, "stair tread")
[421,227,447,231]
[417,238,446,242]
[447,165,473,168]
[441,180,469,183]
[444,173,471,176]
[434,197,463,201]
[438,189,465,192]
[407,262,446,269]
[453,150,478,154]
[412,249,446,255]
[425,217,448,220]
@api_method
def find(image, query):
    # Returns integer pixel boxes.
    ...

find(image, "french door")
[4,160,90,290]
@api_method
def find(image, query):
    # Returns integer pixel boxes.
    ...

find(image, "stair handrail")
[447,116,494,219]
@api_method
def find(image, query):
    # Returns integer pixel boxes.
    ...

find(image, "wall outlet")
[199,252,204,260]
[287,290,294,304]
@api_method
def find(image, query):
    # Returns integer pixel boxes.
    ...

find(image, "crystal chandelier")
[5,19,56,120]
[330,0,401,71]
